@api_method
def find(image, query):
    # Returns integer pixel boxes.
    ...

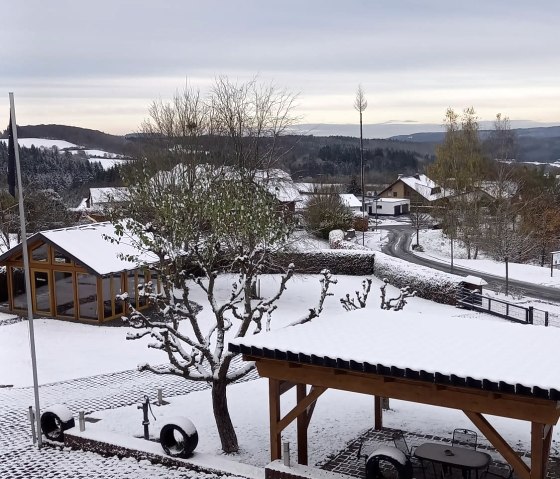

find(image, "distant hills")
[4,121,560,165]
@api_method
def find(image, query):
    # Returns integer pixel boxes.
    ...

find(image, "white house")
[368,197,410,216]
[339,194,362,215]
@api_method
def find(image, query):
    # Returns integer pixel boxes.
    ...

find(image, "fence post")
[528,307,533,325]
[506,303,509,318]
[545,311,549,327]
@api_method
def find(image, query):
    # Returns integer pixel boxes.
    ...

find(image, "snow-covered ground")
[1,274,483,388]
[415,229,560,288]
[88,376,548,468]
[0,137,80,150]
[0,137,128,169]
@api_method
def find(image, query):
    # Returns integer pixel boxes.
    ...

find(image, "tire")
[40,407,75,442]
[160,418,198,458]
[366,454,413,479]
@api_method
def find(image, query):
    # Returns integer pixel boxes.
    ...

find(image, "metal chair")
[393,431,425,478]
[452,428,478,450]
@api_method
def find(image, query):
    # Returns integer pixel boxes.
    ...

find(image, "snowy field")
[415,229,560,288]
[0,137,80,150]
[0,138,127,169]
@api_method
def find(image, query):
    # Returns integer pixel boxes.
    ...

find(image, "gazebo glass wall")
[5,240,154,322]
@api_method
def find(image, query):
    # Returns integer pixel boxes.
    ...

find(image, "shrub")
[303,190,353,239]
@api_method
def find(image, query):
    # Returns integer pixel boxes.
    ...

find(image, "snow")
[463,275,487,286]
[163,417,197,436]
[85,375,556,468]
[0,318,157,386]
[0,137,80,149]
[44,404,75,423]
[83,149,123,158]
[367,446,407,465]
[38,222,157,275]
[339,194,362,208]
[67,427,264,479]
[415,229,560,288]
[89,157,130,170]
[0,274,486,387]
[231,308,560,392]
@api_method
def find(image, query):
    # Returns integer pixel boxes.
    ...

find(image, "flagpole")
[9,92,42,447]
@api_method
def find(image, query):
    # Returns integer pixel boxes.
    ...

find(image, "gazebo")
[229,311,560,479]
[0,222,158,323]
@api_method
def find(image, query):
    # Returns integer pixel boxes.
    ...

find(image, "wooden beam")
[374,395,383,430]
[297,384,308,465]
[279,381,295,395]
[277,386,326,432]
[269,379,281,461]
[250,358,560,424]
[464,411,530,479]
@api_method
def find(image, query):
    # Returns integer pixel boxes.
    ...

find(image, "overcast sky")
[2,0,560,135]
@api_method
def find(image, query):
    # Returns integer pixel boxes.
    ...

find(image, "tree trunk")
[212,379,239,453]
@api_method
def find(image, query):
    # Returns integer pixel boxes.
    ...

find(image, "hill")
[1,124,134,155]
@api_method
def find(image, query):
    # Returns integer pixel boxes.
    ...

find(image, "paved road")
[0,362,258,478]
[381,226,560,302]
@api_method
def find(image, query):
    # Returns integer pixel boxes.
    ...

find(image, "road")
[381,226,560,302]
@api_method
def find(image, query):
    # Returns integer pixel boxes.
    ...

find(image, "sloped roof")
[0,222,158,276]
[339,194,362,208]
[89,187,129,205]
[229,308,560,399]
[254,169,302,203]
[398,174,447,202]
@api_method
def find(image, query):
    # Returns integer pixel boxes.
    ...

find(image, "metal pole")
[505,256,509,296]
[28,406,37,444]
[10,93,42,447]
[79,411,85,432]
[283,441,291,467]
[360,110,365,246]
[450,237,454,272]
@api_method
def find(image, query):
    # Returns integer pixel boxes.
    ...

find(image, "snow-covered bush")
[329,229,344,248]
[373,251,462,305]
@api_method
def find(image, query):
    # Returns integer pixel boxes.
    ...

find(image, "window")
[53,249,72,265]
[113,274,124,316]
[377,205,382,209]
[127,272,137,308]
[393,192,397,197]
[33,271,51,313]
[54,271,75,317]
[137,270,147,307]
[11,267,26,310]
[77,273,98,320]
[31,244,48,262]
[102,276,113,319]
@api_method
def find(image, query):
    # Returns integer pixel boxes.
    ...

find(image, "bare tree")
[354,85,368,245]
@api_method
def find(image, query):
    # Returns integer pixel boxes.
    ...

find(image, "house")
[74,187,129,221]
[368,198,410,216]
[378,174,446,205]
[0,222,158,323]
[253,169,302,212]
[339,194,362,215]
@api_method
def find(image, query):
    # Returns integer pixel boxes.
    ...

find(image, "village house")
[378,174,446,206]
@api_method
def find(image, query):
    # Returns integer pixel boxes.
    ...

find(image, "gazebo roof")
[0,222,158,275]
[229,309,560,400]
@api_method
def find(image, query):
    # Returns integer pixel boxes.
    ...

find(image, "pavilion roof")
[229,309,560,400]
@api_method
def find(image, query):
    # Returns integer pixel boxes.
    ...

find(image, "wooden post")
[531,422,545,479]
[269,379,281,461]
[296,383,308,465]
[374,395,383,430]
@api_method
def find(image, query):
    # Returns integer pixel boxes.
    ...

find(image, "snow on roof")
[397,174,447,202]
[0,137,80,150]
[0,222,158,275]
[463,275,488,286]
[230,308,560,395]
[254,169,302,203]
[89,187,129,205]
[479,181,518,199]
[339,194,362,208]
[377,198,410,204]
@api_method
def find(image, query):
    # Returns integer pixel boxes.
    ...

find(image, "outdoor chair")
[392,431,425,478]
[452,428,478,450]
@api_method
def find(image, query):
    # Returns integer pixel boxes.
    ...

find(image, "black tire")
[160,420,198,458]
[40,409,75,442]
[366,454,413,479]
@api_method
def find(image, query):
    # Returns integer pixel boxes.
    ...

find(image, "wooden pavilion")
[0,222,158,323]
[229,311,560,479]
